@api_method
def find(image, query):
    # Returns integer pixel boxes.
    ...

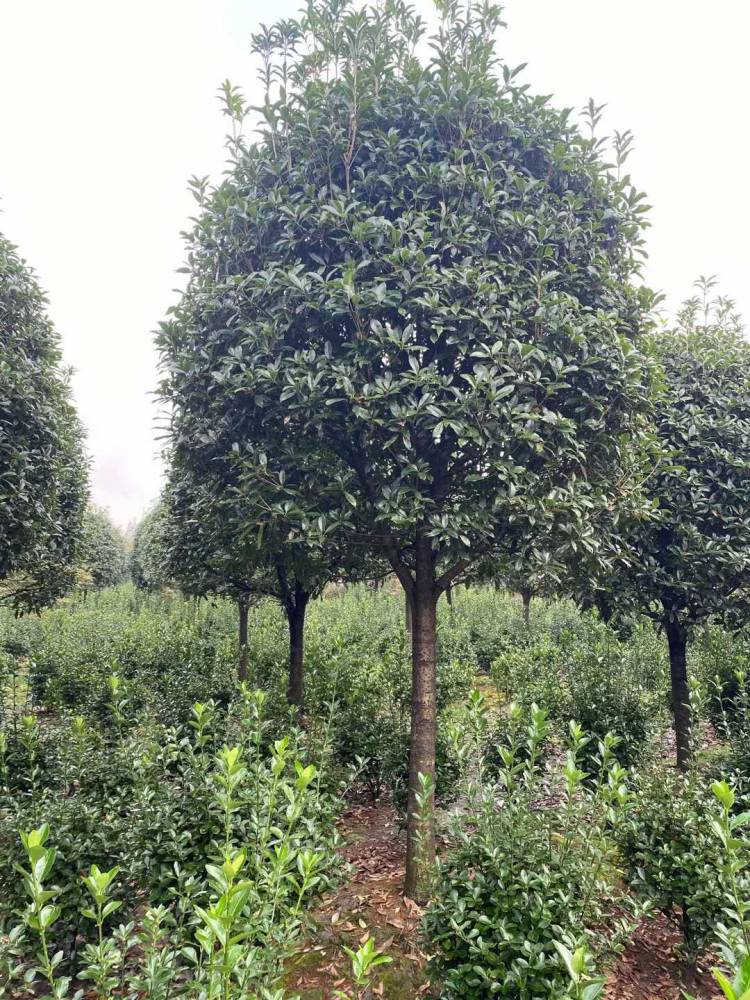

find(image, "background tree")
[0,232,88,612]
[77,505,129,593]
[157,0,654,896]
[598,280,750,769]
[130,503,171,592]
[158,462,352,695]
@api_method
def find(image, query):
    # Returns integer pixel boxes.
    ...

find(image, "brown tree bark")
[404,536,438,901]
[520,587,531,626]
[286,590,308,708]
[665,613,691,770]
[238,597,249,682]
[404,584,412,637]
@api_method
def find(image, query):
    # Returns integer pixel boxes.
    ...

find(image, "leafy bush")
[425,697,635,999]
[617,768,740,964]
[492,617,665,767]
[684,780,750,1000]
[9,586,237,727]
[0,686,342,981]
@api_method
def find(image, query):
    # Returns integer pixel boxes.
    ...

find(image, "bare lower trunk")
[596,593,614,624]
[404,537,438,902]
[665,613,691,770]
[287,595,308,708]
[404,585,412,637]
[520,588,531,626]
[238,598,249,682]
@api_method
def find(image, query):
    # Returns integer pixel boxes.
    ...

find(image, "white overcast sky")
[1,1,748,526]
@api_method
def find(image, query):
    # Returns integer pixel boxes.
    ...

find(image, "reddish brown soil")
[286,801,429,998]
[603,911,722,999]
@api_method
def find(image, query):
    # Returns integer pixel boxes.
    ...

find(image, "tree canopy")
[130,503,171,592]
[78,505,129,592]
[0,233,88,612]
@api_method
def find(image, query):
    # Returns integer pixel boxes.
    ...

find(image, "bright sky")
[1,1,748,526]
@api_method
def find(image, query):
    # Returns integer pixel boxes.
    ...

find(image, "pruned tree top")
[157,0,657,896]
[158,0,656,594]
[623,281,750,627]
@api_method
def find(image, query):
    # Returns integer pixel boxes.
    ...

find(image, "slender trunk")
[237,598,249,683]
[520,588,531,627]
[665,613,691,770]
[596,594,613,624]
[287,593,308,708]
[404,585,412,638]
[404,537,438,902]
[445,585,453,607]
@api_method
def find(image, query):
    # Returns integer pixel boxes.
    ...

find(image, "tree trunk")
[520,588,531,626]
[404,536,438,902]
[665,614,691,770]
[404,584,412,638]
[238,597,249,682]
[286,592,308,708]
[595,593,613,624]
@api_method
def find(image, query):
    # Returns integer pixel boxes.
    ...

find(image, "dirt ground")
[286,802,429,999]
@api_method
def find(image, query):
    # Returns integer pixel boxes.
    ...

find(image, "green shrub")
[492,618,665,768]
[617,768,739,964]
[426,699,634,999]
[5,710,339,997]
[0,688,342,966]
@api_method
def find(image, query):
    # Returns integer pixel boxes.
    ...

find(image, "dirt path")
[604,911,721,999]
[286,801,429,999]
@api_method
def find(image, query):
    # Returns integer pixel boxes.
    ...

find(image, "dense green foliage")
[492,614,664,767]
[427,700,635,999]
[0,692,342,996]
[593,283,750,767]
[618,769,733,964]
[129,504,169,591]
[78,506,129,591]
[618,287,750,626]
[4,1,750,994]
[0,233,88,613]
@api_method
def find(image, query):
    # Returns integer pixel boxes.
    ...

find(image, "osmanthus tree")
[130,503,171,592]
[498,563,555,627]
[598,282,750,769]
[0,233,89,612]
[77,505,129,593]
[158,462,355,698]
[157,0,655,895]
